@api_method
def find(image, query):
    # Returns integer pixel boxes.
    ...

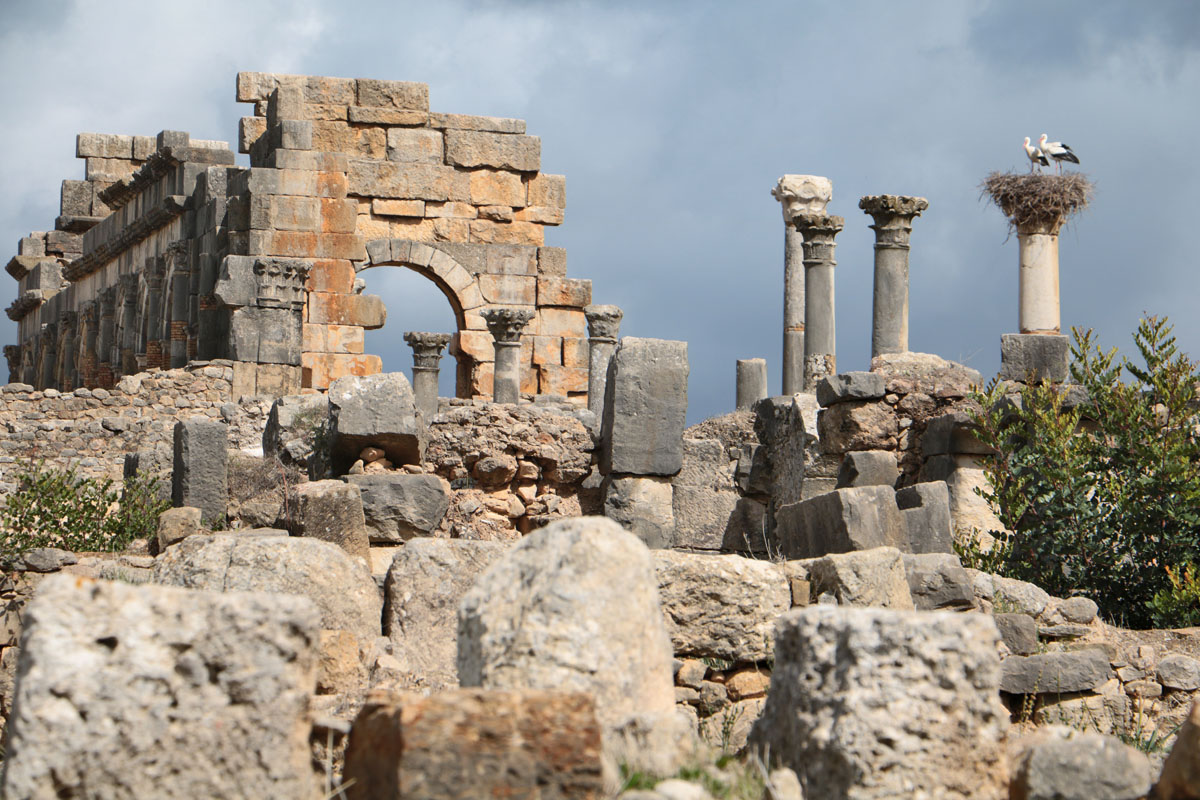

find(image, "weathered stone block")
[383,538,511,688]
[303,322,365,354]
[653,550,790,662]
[356,78,429,110]
[76,132,134,159]
[286,479,371,562]
[994,613,1039,655]
[748,606,1009,800]
[537,276,591,307]
[347,160,469,202]
[835,450,898,489]
[896,480,954,554]
[171,417,228,527]
[344,473,449,542]
[468,169,526,208]
[808,547,915,610]
[600,337,689,476]
[922,410,992,456]
[816,371,887,406]
[60,179,92,216]
[538,246,567,277]
[1011,726,1151,800]
[816,400,898,453]
[477,273,536,305]
[526,172,566,208]
[328,372,426,472]
[156,506,202,551]
[153,533,382,640]
[445,131,540,171]
[302,352,383,391]
[1001,649,1113,694]
[1157,654,1200,690]
[603,475,675,549]
[429,112,526,133]
[347,106,427,125]
[371,198,425,218]
[902,552,975,611]
[229,306,303,365]
[342,689,604,800]
[308,292,386,328]
[1,575,321,800]
[999,333,1070,383]
[386,127,444,164]
[263,393,329,465]
[776,485,907,560]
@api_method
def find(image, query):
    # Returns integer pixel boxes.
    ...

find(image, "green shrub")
[0,461,169,565]
[970,316,1200,628]
[1147,560,1200,629]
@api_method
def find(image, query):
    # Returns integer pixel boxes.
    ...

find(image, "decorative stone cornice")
[403,332,451,370]
[6,290,45,322]
[772,175,833,222]
[64,194,188,282]
[97,148,182,210]
[584,304,623,342]
[860,195,929,250]
[482,307,534,345]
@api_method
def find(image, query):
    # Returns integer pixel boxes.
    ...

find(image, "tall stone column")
[97,287,117,388]
[482,307,534,404]
[772,175,832,393]
[80,302,97,387]
[403,331,451,420]
[39,322,57,390]
[59,311,78,390]
[168,246,191,368]
[145,258,166,370]
[584,304,623,417]
[736,358,768,409]
[1017,221,1061,335]
[794,213,844,388]
[859,195,929,358]
[118,273,139,376]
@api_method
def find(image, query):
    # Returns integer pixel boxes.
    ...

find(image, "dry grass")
[981,171,1093,234]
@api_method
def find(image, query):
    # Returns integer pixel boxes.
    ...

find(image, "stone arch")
[359,238,487,398]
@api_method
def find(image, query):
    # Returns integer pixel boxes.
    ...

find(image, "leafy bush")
[0,461,169,564]
[970,317,1200,628]
[1147,561,1200,629]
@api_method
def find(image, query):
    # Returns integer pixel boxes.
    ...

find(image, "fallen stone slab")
[342,689,605,800]
[383,538,511,689]
[994,613,1039,655]
[902,552,975,611]
[172,416,229,527]
[1,574,321,800]
[834,450,898,489]
[653,550,790,663]
[345,473,450,542]
[748,605,1008,799]
[776,484,907,560]
[286,479,371,562]
[895,481,954,554]
[1157,654,1200,691]
[328,372,426,474]
[808,547,915,610]
[816,371,887,407]
[1001,649,1113,695]
[153,533,382,640]
[1010,725,1151,800]
[599,337,689,476]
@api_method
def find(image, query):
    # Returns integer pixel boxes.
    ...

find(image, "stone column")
[794,213,844,388]
[145,258,166,370]
[584,304,623,417]
[20,341,36,386]
[772,175,833,394]
[39,322,57,390]
[482,307,534,404]
[4,345,20,384]
[860,195,929,358]
[736,358,768,409]
[59,311,78,390]
[403,331,451,419]
[80,302,98,387]
[118,273,139,376]
[97,287,117,388]
[1017,221,1061,334]
[168,246,191,368]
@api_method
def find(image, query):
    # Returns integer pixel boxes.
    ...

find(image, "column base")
[999,333,1069,383]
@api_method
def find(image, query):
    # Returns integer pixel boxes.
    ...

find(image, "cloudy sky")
[2,0,1199,422]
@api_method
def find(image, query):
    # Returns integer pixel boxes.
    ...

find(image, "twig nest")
[982,171,1093,234]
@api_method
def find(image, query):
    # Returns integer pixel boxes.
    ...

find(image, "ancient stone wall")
[5,72,598,404]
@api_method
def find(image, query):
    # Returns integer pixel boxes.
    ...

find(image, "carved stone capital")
[253,258,310,309]
[794,214,845,265]
[145,255,167,290]
[482,307,534,345]
[584,304,624,342]
[99,286,118,318]
[772,175,833,222]
[81,301,98,325]
[860,195,929,250]
[403,331,451,369]
[59,310,78,333]
[118,273,139,306]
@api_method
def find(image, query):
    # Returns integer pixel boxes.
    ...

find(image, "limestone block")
[229,306,303,365]
[1157,655,1200,690]
[538,246,567,277]
[347,160,469,202]
[327,372,425,473]
[153,533,382,640]
[458,517,676,730]
[302,353,383,391]
[748,606,1009,800]
[302,322,365,354]
[1000,333,1070,384]
[263,393,329,465]
[1,575,320,800]
[530,335,563,366]
[156,506,202,551]
[537,276,591,307]
[534,306,587,338]
[344,473,450,542]
[600,337,689,476]
[342,689,604,800]
[445,131,540,171]
[536,364,588,396]
[429,112,526,133]
[356,78,430,110]
[816,371,887,407]
[371,198,425,218]
[347,106,427,125]
[835,450,898,489]
[920,453,1006,538]
[603,475,675,549]
[653,550,790,662]
[319,198,357,233]
[316,629,367,696]
[1156,699,1200,800]
[1010,726,1151,800]
[922,410,992,456]
[468,169,526,207]
[85,157,137,182]
[383,538,511,688]
[671,484,741,551]
[563,336,588,368]
[870,351,983,397]
[1001,649,1113,694]
[513,205,564,224]
[896,480,954,554]
[753,395,811,509]
[776,485,907,560]
[60,179,92,216]
[994,613,1039,655]
[902,552,975,611]
[468,219,544,245]
[526,172,566,208]
[76,132,134,159]
[308,292,386,328]
[477,273,536,305]
[286,479,371,562]
[171,417,228,527]
[386,127,444,164]
[816,401,898,454]
[252,231,365,260]
[808,547,915,610]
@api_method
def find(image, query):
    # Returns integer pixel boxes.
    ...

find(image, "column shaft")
[796,213,844,388]
[585,304,623,418]
[493,342,522,404]
[861,195,928,358]
[782,227,806,394]
[736,358,768,409]
[404,331,451,419]
[1017,229,1060,334]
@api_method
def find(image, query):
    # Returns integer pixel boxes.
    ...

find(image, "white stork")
[1023,137,1048,172]
[1038,134,1080,174]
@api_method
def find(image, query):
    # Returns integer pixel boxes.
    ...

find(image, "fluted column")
[584,304,623,417]
[794,213,844,388]
[404,331,451,419]
[772,175,832,393]
[482,307,534,404]
[860,195,929,358]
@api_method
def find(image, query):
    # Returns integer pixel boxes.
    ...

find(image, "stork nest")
[981,171,1093,234]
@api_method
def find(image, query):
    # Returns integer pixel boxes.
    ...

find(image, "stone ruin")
[1,72,1198,800]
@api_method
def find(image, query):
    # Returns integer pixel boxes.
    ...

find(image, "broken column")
[860,194,928,358]
[172,416,229,527]
[482,307,533,404]
[736,358,768,409]
[794,213,844,388]
[403,331,450,419]
[585,304,623,417]
[772,175,832,394]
